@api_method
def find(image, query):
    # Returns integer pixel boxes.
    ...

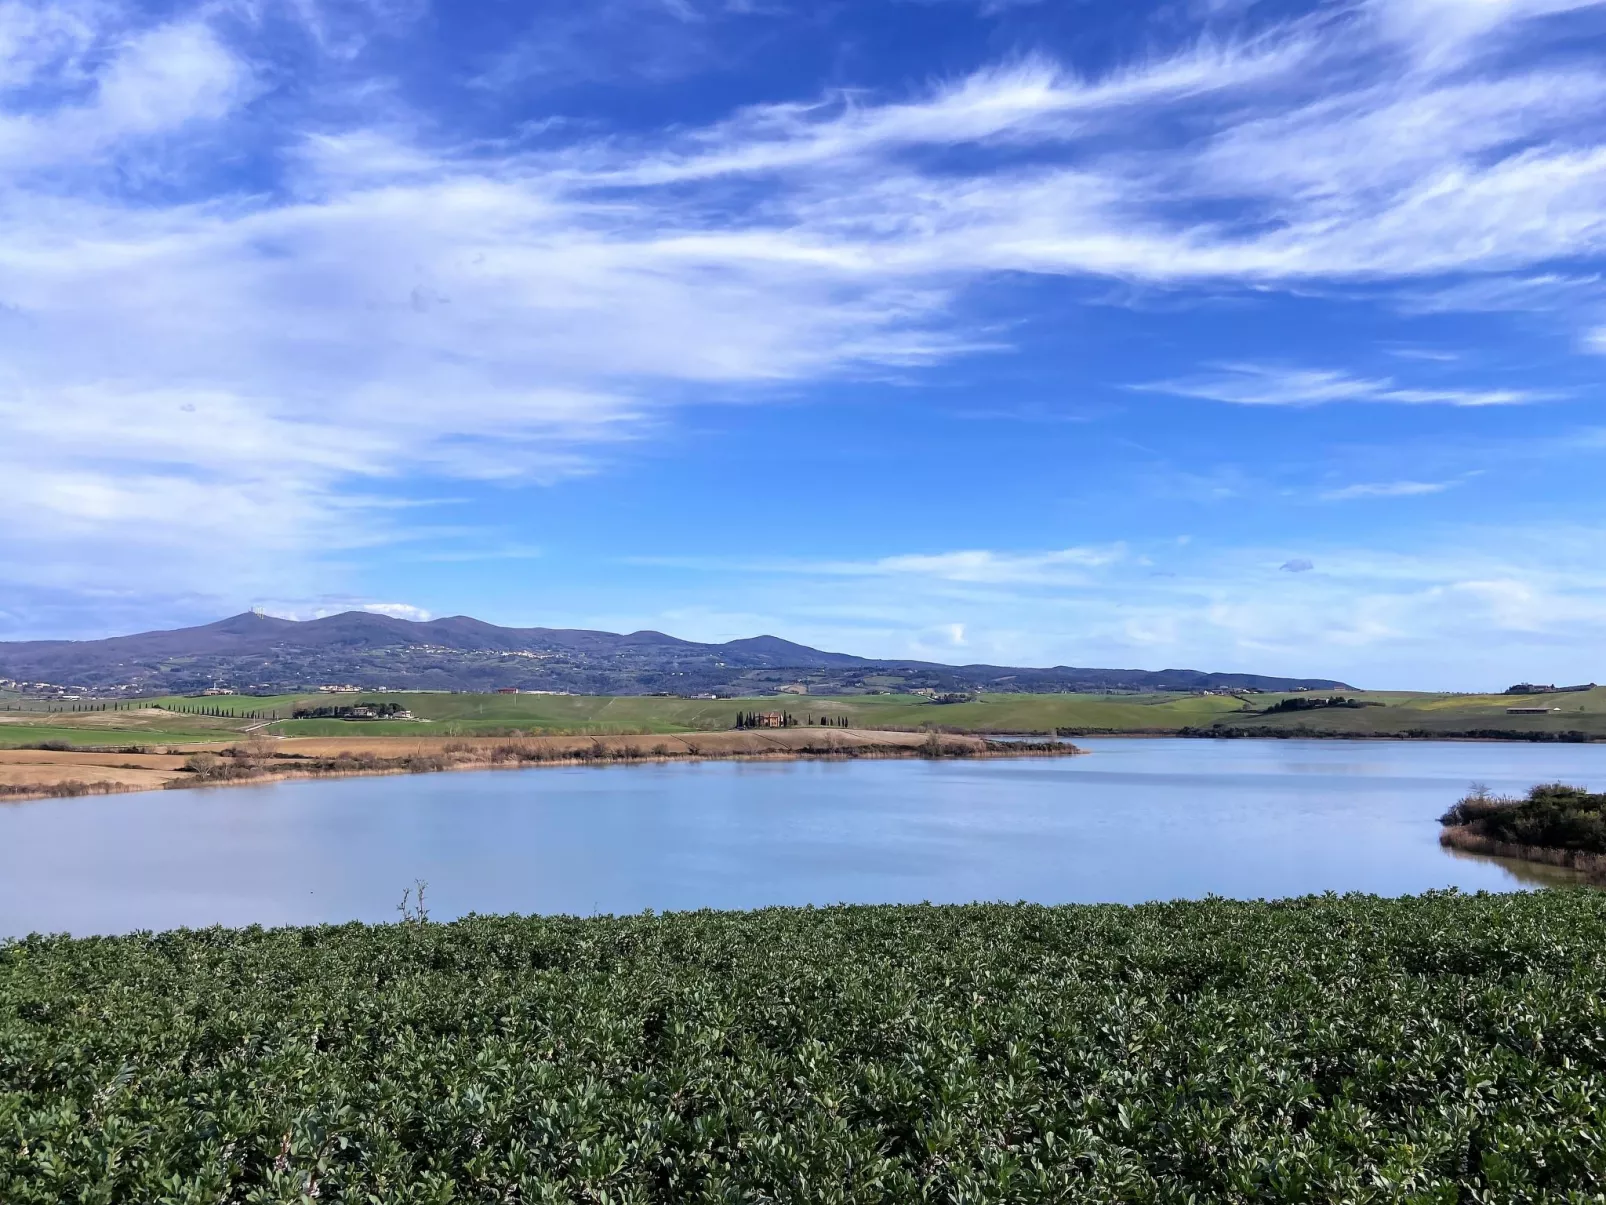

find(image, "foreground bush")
[4,894,1606,1202]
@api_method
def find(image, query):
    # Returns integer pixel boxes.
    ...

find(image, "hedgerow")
[4,893,1606,1202]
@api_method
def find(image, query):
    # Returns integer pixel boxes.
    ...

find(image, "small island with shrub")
[1439,781,1606,880]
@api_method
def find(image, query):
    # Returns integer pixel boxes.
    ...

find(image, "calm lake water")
[2,738,1602,937]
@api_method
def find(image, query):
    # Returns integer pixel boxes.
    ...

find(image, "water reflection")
[1438,846,1591,888]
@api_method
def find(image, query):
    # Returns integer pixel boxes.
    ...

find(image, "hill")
[0,611,1351,696]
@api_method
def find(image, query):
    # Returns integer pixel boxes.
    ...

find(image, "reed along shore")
[0,729,1082,802]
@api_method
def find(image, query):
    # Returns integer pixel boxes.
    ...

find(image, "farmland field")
[3,892,1604,1201]
[0,718,239,748]
[6,686,1606,744]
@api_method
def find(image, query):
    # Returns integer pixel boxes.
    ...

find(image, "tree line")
[734,712,851,729]
[160,703,282,719]
[292,702,411,719]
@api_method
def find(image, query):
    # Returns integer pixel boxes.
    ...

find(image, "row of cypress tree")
[734,712,851,729]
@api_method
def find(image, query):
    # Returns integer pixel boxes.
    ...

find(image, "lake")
[2,738,1601,936]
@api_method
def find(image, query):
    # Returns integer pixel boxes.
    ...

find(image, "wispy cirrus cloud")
[630,546,1128,587]
[1320,479,1456,501]
[1139,364,1554,406]
[807,546,1127,584]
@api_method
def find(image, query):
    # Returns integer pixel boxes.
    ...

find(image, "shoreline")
[866,727,1606,743]
[0,730,1084,804]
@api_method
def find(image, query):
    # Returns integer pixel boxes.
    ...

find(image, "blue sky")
[3,0,1606,688]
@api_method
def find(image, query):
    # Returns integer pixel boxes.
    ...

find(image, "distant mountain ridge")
[0,611,1352,696]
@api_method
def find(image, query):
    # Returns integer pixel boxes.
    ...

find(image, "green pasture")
[6,685,1606,741]
[0,704,245,748]
[262,690,1254,737]
[1224,687,1606,738]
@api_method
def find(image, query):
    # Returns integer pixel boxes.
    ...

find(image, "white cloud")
[1371,0,1606,67]
[634,527,1606,687]
[0,0,99,89]
[359,602,432,620]
[257,597,433,621]
[0,17,248,169]
[1140,364,1552,406]
[794,546,1127,585]
[1321,480,1455,500]
[1396,273,1604,314]
[4,0,1606,621]
[594,42,1313,187]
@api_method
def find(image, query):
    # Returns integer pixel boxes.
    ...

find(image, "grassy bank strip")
[5,893,1606,1201]
[0,781,138,801]
[1179,725,1606,742]
[173,733,1079,790]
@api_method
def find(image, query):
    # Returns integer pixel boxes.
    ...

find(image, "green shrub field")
[5,893,1606,1202]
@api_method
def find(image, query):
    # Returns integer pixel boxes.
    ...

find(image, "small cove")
[3,737,1603,936]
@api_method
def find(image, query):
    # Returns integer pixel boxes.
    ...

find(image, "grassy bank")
[4,893,1605,1201]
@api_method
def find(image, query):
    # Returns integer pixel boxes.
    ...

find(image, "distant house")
[496,687,520,695]
[756,711,785,728]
